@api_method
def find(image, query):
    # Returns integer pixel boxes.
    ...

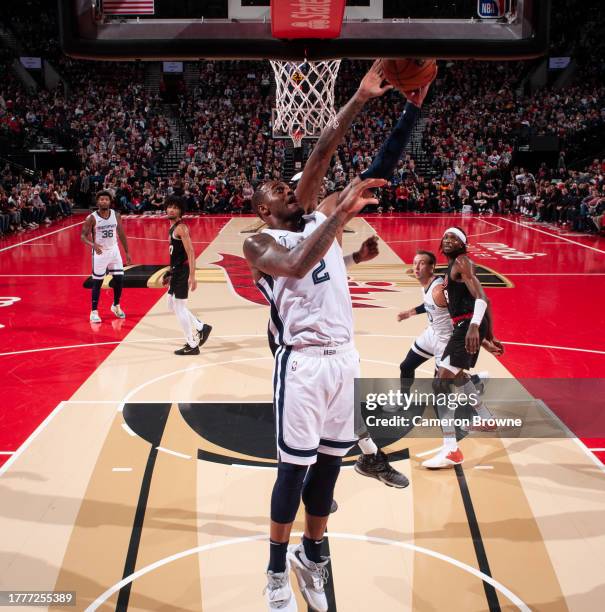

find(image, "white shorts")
[92,246,124,280]
[411,327,449,367]
[273,343,359,466]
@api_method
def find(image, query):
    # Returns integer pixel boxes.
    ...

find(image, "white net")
[291,128,305,149]
[270,60,341,145]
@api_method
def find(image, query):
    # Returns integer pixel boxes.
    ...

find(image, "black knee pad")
[302,453,342,517]
[400,350,427,394]
[112,274,124,289]
[270,461,307,524]
[399,349,427,379]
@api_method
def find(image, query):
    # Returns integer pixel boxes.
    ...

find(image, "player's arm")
[361,102,423,181]
[318,190,349,244]
[481,338,504,356]
[344,235,379,269]
[456,255,493,354]
[115,212,132,265]
[317,79,433,220]
[397,304,425,322]
[360,77,434,183]
[245,179,383,279]
[176,223,197,291]
[80,215,101,254]
[295,61,391,213]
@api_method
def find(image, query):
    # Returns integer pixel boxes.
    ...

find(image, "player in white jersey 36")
[80,190,131,323]
[246,61,434,612]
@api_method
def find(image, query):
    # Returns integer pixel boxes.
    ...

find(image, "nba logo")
[477,0,505,18]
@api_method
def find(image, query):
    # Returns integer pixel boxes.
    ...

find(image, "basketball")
[380,58,437,92]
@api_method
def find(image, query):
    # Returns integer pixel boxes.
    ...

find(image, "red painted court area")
[1,213,604,466]
[0,214,227,465]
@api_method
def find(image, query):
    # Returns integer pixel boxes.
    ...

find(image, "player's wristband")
[414,304,426,315]
[470,298,488,326]
[344,254,358,269]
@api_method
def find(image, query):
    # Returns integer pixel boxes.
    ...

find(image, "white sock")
[358,436,378,456]
[435,402,457,439]
[188,310,204,331]
[173,298,197,347]
[444,437,458,452]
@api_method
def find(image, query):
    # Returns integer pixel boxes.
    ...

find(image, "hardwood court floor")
[1,214,604,611]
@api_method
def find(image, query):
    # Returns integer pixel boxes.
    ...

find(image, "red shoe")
[422,447,464,469]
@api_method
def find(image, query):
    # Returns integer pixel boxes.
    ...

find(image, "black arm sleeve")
[360,102,421,180]
[414,304,426,315]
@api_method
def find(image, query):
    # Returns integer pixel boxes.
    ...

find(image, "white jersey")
[92,210,118,252]
[423,276,453,341]
[256,211,353,348]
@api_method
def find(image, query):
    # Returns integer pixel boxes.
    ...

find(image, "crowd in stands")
[0,0,603,237]
[365,161,605,233]
[171,61,281,214]
[0,165,75,236]
[0,1,62,59]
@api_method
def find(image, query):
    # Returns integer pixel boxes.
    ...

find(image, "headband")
[443,227,467,244]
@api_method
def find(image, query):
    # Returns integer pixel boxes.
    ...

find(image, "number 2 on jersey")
[312,259,330,285]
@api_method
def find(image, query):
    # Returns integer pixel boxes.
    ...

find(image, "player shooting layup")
[245,61,433,611]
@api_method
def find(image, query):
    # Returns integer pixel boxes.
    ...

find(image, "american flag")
[103,0,155,15]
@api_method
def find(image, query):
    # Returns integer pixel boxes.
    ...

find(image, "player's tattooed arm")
[245,179,383,279]
[244,212,347,280]
[318,184,359,245]
[81,215,102,254]
[115,213,132,265]
[176,224,197,291]
[296,61,391,213]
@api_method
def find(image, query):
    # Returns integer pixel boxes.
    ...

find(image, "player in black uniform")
[422,226,504,469]
[163,195,212,355]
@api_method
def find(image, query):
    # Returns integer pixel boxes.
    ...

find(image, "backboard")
[59,0,550,61]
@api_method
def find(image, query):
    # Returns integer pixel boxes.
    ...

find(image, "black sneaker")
[197,324,213,347]
[354,450,409,488]
[330,499,338,513]
[174,344,200,355]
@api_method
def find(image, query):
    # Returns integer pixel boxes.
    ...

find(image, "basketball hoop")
[270,60,341,147]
